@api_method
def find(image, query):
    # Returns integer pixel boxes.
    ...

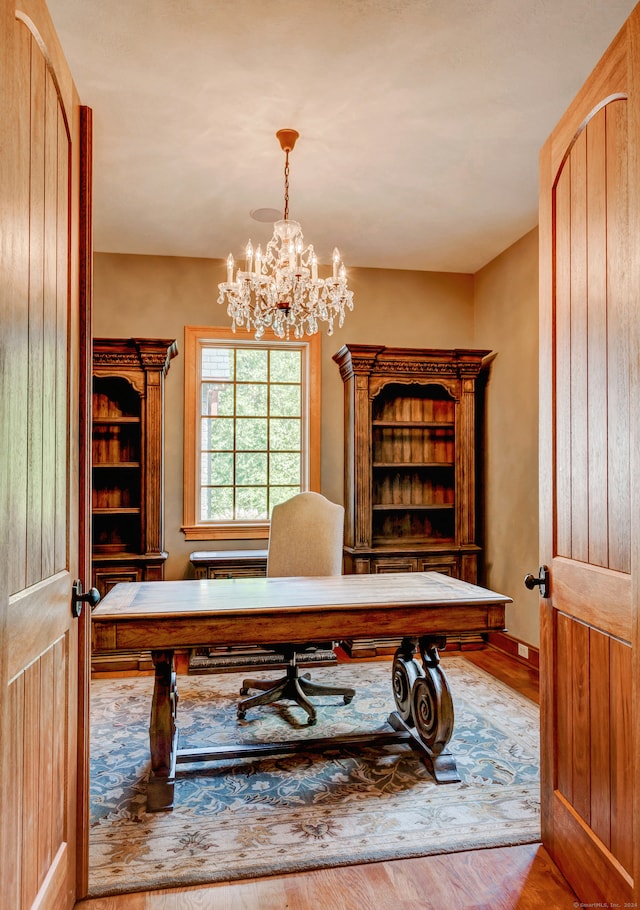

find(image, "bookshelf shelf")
[93,507,142,515]
[372,420,456,429]
[92,416,141,425]
[372,503,455,511]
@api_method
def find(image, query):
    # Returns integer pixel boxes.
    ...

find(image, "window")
[183,326,321,540]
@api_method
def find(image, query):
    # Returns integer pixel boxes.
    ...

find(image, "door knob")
[72,579,100,618]
[524,565,550,599]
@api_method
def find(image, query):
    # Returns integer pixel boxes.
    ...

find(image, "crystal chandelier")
[218,129,354,339]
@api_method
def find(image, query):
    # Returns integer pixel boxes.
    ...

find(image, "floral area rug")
[88,657,540,896]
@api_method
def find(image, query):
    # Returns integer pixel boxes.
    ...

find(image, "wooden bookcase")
[333,344,491,654]
[91,337,177,675]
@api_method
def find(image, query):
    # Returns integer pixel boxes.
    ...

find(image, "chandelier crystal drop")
[218,129,354,339]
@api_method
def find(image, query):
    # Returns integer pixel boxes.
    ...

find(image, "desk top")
[92,574,511,652]
[93,572,511,621]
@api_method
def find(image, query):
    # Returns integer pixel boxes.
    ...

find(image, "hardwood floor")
[75,648,577,910]
[75,843,576,909]
[461,644,540,704]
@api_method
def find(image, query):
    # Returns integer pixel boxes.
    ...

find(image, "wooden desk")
[92,572,510,811]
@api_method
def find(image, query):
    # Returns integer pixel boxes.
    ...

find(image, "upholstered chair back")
[267,491,344,578]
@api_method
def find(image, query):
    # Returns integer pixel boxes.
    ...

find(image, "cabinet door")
[370,556,418,573]
[417,555,459,576]
[208,566,268,579]
[93,567,143,599]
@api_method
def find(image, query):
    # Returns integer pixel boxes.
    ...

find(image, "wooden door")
[539,5,639,902]
[0,0,88,907]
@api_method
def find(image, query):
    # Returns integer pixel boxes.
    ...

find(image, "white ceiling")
[47,0,636,274]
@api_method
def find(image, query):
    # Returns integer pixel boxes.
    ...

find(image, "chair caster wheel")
[307,716,317,726]
[237,710,246,720]
[343,695,354,705]
[239,687,249,695]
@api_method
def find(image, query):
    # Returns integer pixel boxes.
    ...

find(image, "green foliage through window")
[199,344,305,522]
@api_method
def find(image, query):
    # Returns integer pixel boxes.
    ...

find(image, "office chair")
[237,491,355,726]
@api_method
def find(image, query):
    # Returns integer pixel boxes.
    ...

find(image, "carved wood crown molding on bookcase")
[93,339,178,375]
[355,358,461,375]
[93,350,176,372]
[333,346,491,384]
[94,351,141,367]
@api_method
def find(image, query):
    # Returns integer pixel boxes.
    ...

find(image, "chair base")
[238,662,355,726]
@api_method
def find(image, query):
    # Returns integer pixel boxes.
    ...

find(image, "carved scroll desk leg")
[388,636,461,784]
[148,649,178,811]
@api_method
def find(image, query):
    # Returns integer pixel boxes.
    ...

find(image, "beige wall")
[473,228,539,647]
[93,253,475,580]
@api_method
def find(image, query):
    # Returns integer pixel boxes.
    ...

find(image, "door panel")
[552,557,631,641]
[0,1,84,907]
[555,102,630,572]
[604,100,631,574]
[539,8,638,902]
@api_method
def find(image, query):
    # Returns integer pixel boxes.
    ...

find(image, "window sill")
[181,523,270,541]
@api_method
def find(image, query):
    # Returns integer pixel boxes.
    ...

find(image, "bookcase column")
[458,377,477,547]
[137,339,177,558]
[355,374,372,548]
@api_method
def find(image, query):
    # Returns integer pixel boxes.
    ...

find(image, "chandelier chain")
[283,150,290,221]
